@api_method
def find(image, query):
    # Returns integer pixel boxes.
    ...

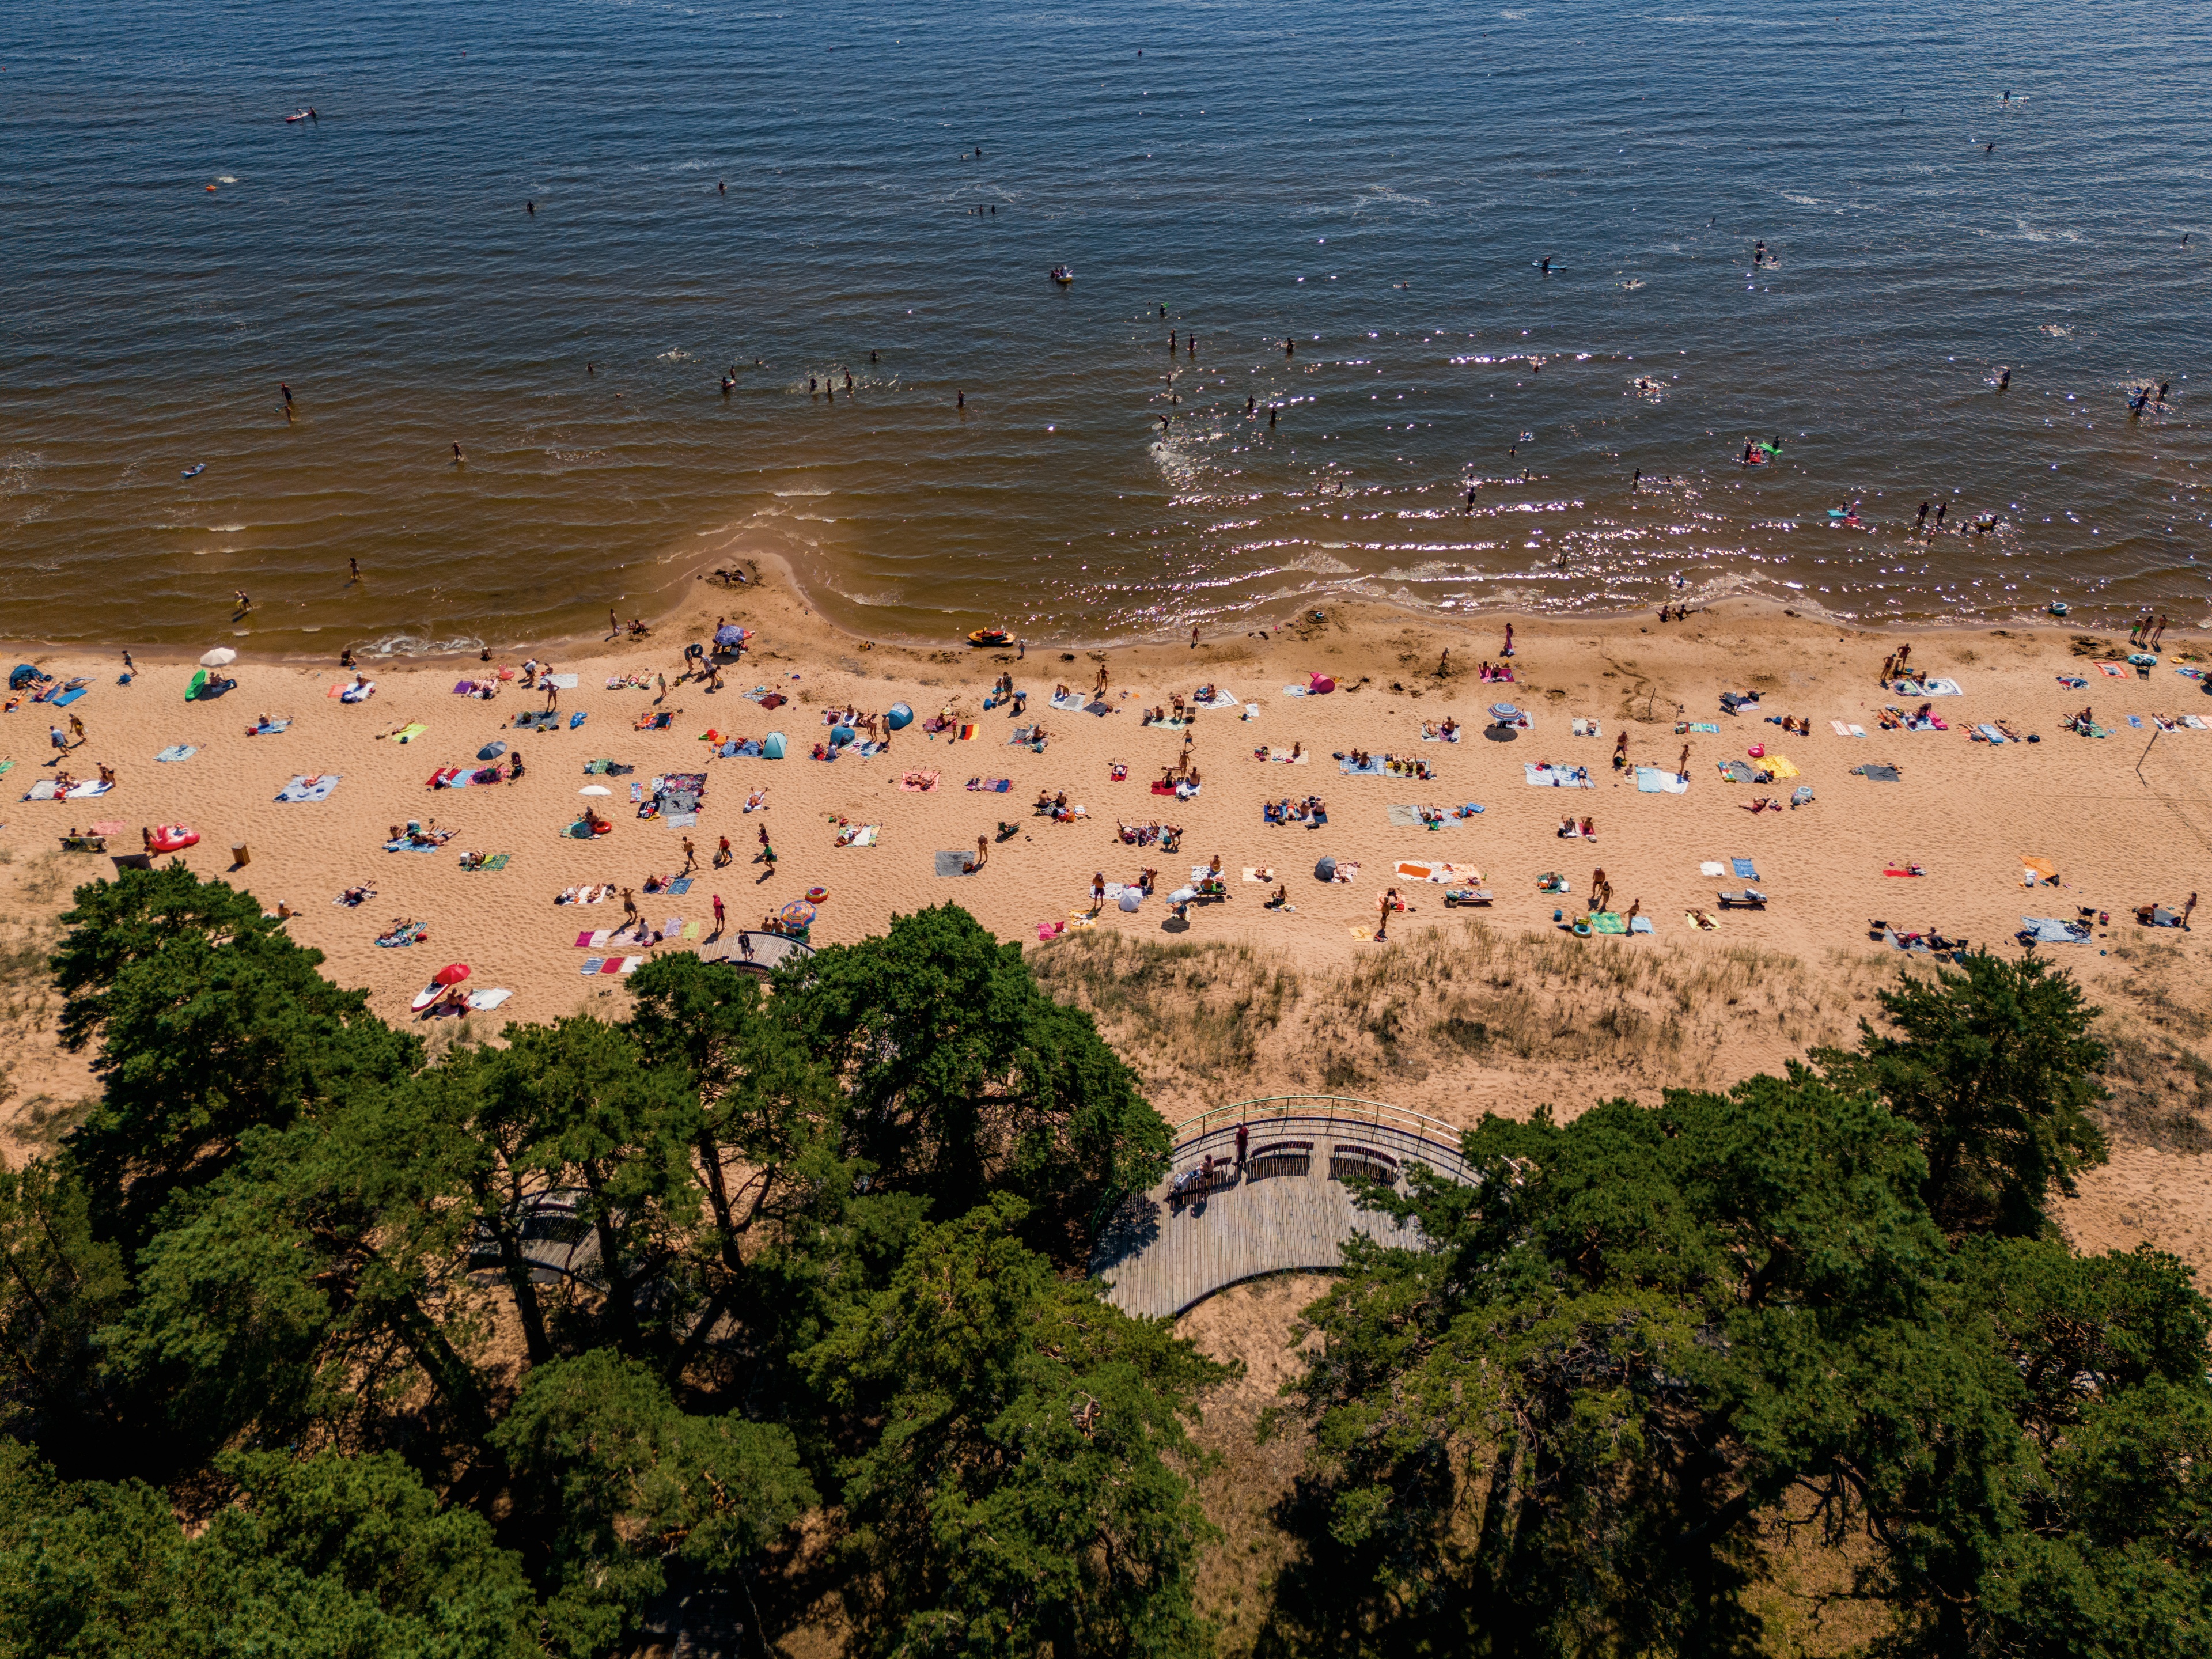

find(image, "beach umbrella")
[1314,855,1337,882]
[478,740,507,761]
[579,785,610,795]
[199,647,237,668]
[1488,702,1521,721]
[779,899,816,928]
[714,623,744,647]
[1117,888,1142,912]
[1168,885,1197,905]
[433,963,471,986]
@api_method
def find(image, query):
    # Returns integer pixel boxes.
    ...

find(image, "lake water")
[4,0,2209,654]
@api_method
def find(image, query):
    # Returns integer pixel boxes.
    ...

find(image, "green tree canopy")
[1815,950,2109,1237]
[0,1440,539,1659]
[490,1349,815,1659]
[778,906,1170,1244]
[807,1195,1229,1659]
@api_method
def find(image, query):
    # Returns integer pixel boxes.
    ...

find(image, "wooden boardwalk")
[1092,1101,1474,1320]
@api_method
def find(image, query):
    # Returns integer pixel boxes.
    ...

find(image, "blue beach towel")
[50,687,86,708]
[1629,916,1656,934]
[1524,763,1594,789]
[1340,756,1385,776]
[2019,917,2090,944]
[275,774,342,803]
[1635,766,1688,794]
[1731,858,1758,880]
[154,744,197,763]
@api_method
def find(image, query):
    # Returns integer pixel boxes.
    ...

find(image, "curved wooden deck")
[1091,1097,1475,1320]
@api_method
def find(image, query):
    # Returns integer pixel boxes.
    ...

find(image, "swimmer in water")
[526,200,535,214]
[1540,256,1551,274]
[452,442,464,463]
[1285,336,1294,356]
[1269,407,1278,427]
[1998,368,2010,390]
[1985,142,1995,154]
[956,389,964,409]
[870,349,878,362]
[719,179,725,193]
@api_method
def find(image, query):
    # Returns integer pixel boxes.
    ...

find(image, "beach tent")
[1309,673,1336,694]
[831,724,856,747]
[887,702,914,730]
[762,731,787,760]
[8,665,39,690]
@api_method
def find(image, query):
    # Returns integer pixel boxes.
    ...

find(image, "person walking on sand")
[67,714,86,747]
[1502,622,1515,657]
[681,836,697,873]
[757,824,777,874]
[1090,870,1106,911]
[1676,742,1691,778]
[715,834,732,868]
[2154,613,2169,650]
[965,836,988,874]
[711,892,726,934]
[2185,892,2198,930]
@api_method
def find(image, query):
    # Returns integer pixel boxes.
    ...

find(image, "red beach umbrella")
[433,963,471,986]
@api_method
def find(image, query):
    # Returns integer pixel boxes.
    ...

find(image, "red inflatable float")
[147,825,199,853]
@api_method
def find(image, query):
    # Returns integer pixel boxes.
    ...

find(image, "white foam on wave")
[657,347,694,362]
[1781,192,1820,206]
[206,522,247,533]
[357,632,485,660]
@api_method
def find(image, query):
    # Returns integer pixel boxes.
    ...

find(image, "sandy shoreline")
[7,573,2206,1001]
[6,579,2211,1269]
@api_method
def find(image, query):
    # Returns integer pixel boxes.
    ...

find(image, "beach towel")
[1976,723,2009,744]
[575,930,612,949]
[1523,764,1593,788]
[1683,722,1721,734]
[1685,911,1719,931]
[2020,917,2090,944]
[2186,715,2212,731]
[547,673,578,690]
[1765,755,1800,778]
[2021,856,2059,887]
[967,777,1013,792]
[1570,717,1602,737]
[1050,692,1088,711]
[1385,804,1456,830]
[955,724,978,741]
[384,839,441,853]
[1731,858,1758,880]
[1592,911,1627,935]
[1850,764,1901,782]
[21,780,61,801]
[1630,916,1656,934]
[2128,715,2144,729]
[1329,861,1360,883]
[1339,756,1385,775]
[1008,725,1040,747]
[838,824,881,847]
[1700,862,1727,877]
[466,989,513,1012]
[664,812,697,830]
[667,877,692,895]
[338,681,376,703]
[581,957,605,975]
[1419,729,1461,743]
[50,687,86,708]
[1717,759,1761,784]
[1921,677,1962,696]
[61,780,111,799]
[1830,720,1854,737]
[900,771,940,792]
[1281,684,1309,697]
[934,850,979,877]
[1194,688,1241,709]
[2096,662,2127,679]
[461,854,510,871]
[1395,861,1480,885]
[154,744,196,763]
[274,774,341,804]
[1635,766,1689,794]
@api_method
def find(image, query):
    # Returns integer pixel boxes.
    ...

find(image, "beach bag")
[762,731,787,760]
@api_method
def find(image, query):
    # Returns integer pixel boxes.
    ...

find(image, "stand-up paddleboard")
[180,464,205,479]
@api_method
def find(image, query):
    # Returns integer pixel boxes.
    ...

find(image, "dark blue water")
[4,0,2209,653]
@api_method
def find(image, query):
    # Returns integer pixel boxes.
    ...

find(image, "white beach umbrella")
[199,647,238,668]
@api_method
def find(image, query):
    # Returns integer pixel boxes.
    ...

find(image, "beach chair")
[1716,888,1768,910]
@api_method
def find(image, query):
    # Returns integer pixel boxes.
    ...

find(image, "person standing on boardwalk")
[1234,1121,1249,1166]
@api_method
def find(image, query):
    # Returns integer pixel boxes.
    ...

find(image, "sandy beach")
[5,579,2210,1268]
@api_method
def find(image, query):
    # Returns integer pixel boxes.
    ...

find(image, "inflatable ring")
[805,885,828,904]
[149,825,200,853]
[590,820,613,836]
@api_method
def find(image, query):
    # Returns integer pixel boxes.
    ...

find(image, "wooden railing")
[1164,1095,1475,1184]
